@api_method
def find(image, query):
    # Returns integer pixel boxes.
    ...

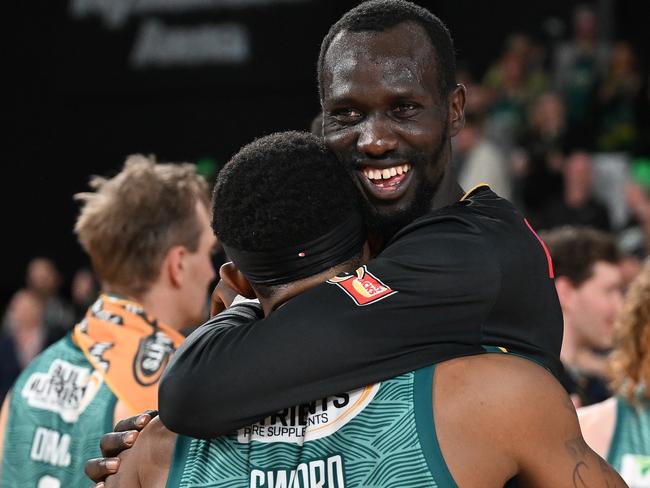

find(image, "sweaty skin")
[107,355,627,488]
[322,22,465,226]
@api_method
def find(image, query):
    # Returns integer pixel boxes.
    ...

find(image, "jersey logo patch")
[21,359,103,423]
[237,383,380,445]
[133,331,175,386]
[327,265,397,306]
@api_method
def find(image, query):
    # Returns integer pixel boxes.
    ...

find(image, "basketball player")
[104,132,624,488]
[0,156,215,487]
[157,0,564,438]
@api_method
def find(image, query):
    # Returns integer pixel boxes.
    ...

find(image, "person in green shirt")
[579,259,650,487]
[0,155,217,488]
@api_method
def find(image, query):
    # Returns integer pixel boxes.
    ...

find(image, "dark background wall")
[4,0,647,306]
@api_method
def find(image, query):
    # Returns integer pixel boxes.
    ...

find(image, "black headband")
[222,213,366,286]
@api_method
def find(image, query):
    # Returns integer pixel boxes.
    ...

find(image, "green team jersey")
[1,334,116,488]
[168,364,456,488]
[608,396,650,487]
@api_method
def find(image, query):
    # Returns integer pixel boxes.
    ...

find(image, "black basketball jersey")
[160,185,563,438]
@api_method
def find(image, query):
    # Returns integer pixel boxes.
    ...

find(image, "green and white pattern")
[1,335,116,488]
[168,366,455,488]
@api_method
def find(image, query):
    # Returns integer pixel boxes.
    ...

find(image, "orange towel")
[73,294,184,414]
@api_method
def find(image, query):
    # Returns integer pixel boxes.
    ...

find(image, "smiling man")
[154,0,565,440]
[320,16,459,244]
[104,132,625,488]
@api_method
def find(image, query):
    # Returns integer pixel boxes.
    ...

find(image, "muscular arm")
[160,211,562,438]
[104,417,176,488]
[435,355,627,487]
[516,380,625,487]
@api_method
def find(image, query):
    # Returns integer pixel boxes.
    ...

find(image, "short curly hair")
[610,260,650,400]
[317,0,456,98]
[212,131,362,252]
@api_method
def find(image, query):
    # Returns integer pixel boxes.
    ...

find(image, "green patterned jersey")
[1,334,116,488]
[168,365,456,488]
[608,396,650,487]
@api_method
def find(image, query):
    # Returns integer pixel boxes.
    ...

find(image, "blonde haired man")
[0,155,216,487]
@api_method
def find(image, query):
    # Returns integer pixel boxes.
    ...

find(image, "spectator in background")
[578,259,650,486]
[23,257,73,340]
[554,4,610,146]
[543,226,623,407]
[455,62,491,117]
[0,290,50,404]
[617,160,650,290]
[515,91,566,215]
[452,111,512,200]
[538,150,612,231]
[624,161,650,253]
[70,268,98,323]
[483,34,547,152]
[596,41,642,153]
[0,155,216,487]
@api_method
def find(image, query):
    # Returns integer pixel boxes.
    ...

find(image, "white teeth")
[363,164,411,181]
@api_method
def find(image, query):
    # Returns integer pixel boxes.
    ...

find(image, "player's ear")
[554,276,575,310]
[447,83,466,137]
[165,245,186,288]
[219,262,256,299]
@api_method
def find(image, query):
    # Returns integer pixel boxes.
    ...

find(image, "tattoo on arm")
[564,438,624,488]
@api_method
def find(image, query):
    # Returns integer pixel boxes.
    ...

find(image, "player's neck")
[135,284,188,331]
[258,261,362,316]
[560,321,589,367]
[431,168,464,211]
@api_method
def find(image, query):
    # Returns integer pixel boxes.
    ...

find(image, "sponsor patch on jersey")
[327,265,397,306]
[21,359,103,423]
[133,331,175,386]
[620,454,650,487]
[237,383,380,445]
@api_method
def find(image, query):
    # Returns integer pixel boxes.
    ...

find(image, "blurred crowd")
[0,259,98,402]
[1,4,649,414]
[449,4,650,414]
[452,5,650,264]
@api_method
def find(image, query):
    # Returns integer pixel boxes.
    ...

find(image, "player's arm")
[439,355,627,487]
[104,417,176,488]
[513,373,626,487]
[160,218,509,437]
